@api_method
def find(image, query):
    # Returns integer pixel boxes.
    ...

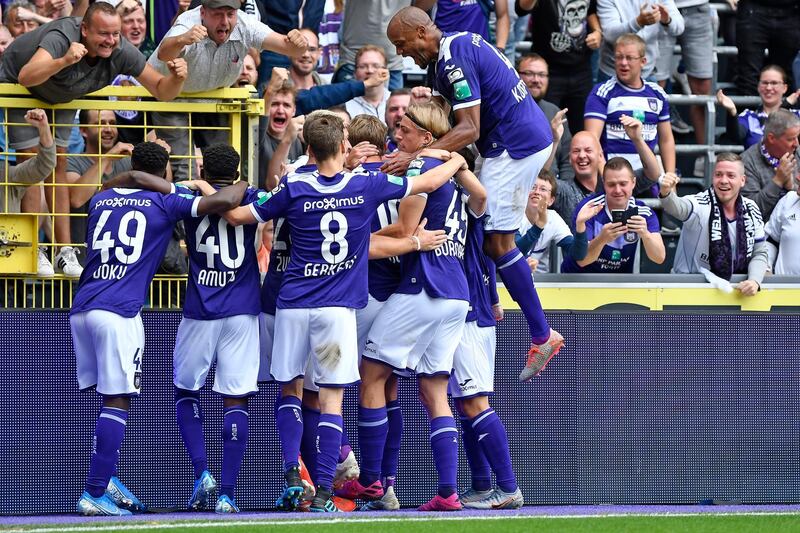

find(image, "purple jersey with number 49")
[250,166,411,310]
[431,31,552,159]
[71,187,200,317]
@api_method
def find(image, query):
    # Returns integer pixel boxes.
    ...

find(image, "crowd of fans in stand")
[0,0,797,288]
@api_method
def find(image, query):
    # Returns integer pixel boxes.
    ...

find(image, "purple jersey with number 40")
[181,185,263,320]
[250,167,411,310]
[71,187,200,317]
[432,31,552,159]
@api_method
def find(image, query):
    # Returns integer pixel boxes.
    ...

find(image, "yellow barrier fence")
[0,83,263,299]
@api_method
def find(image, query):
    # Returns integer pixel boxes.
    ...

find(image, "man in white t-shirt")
[148,0,308,181]
[658,153,769,295]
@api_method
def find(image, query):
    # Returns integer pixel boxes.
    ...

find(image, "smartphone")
[611,209,627,224]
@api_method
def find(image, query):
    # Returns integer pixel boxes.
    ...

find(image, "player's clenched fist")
[181,25,207,46]
[64,42,87,65]
[167,58,188,80]
[411,86,432,103]
[285,29,308,50]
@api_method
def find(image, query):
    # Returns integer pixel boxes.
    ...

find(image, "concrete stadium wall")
[0,310,797,514]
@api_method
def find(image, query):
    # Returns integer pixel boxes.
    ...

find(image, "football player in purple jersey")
[71,142,247,516]
[220,110,466,512]
[386,6,564,382]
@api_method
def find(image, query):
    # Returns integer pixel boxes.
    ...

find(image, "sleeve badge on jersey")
[447,68,464,84]
[178,193,195,200]
[453,79,472,100]
[257,191,272,205]
[387,175,405,186]
[408,159,424,170]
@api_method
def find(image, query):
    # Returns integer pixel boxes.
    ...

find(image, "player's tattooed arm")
[101,170,172,194]
[197,181,249,216]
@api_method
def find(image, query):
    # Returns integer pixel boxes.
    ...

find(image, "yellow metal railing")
[0,274,188,309]
[0,84,263,303]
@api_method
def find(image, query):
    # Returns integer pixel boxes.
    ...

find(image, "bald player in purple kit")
[384,6,564,382]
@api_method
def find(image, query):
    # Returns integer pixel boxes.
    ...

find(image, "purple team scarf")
[707,188,757,280]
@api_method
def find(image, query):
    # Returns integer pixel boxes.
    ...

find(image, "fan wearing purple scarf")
[659,153,770,296]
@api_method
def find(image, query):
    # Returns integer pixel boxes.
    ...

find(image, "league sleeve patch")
[408,159,424,169]
[387,175,405,186]
[447,68,464,84]
[178,193,195,200]
[256,191,272,205]
[453,79,472,101]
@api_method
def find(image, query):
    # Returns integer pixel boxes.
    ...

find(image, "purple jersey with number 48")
[431,31,552,159]
[71,187,200,317]
[395,157,469,301]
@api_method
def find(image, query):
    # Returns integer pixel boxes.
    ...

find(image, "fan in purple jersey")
[385,6,564,382]
[219,110,467,513]
[584,33,675,175]
[561,157,665,273]
[70,142,248,517]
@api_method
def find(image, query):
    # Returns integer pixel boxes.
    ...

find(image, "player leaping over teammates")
[70,142,248,516]
[221,110,466,512]
[385,6,562,381]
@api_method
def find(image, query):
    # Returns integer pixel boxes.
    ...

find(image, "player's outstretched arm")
[369,218,446,259]
[197,181,248,216]
[101,170,173,194]
[408,152,466,195]
[221,205,258,226]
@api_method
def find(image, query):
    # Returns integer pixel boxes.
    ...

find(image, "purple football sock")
[85,406,128,498]
[175,388,207,479]
[316,414,343,492]
[220,405,248,499]
[459,415,491,492]
[357,406,388,486]
[429,416,458,498]
[381,399,403,488]
[472,408,517,493]
[300,405,320,483]
[495,248,550,343]
[275,395,302,471]
[339,426,352,462]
